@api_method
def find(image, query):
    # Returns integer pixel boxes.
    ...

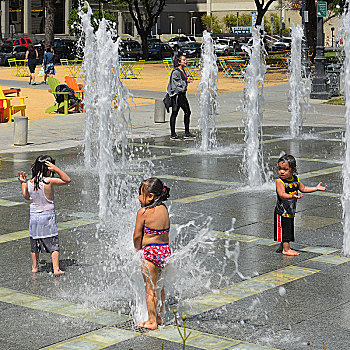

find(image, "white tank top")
[28,180,55,211]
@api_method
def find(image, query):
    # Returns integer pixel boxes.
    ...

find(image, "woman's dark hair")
[139,177,170,208]
[278,154,296,171]
[28,44,34,51]
[46,46,52,53]
[31,155,55,190]
[174,55,185,68]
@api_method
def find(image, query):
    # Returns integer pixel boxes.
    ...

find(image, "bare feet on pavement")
[283,249,300,256]
[138,320,158,329]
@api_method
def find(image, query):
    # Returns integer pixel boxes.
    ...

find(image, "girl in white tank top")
[18,155,71,276]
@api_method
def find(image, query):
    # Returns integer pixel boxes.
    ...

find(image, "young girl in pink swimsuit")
[133,177,171,329]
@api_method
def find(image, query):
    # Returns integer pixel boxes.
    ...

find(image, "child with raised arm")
[18,155,71,275]
[133,178,171,330]
[274,154,327,256]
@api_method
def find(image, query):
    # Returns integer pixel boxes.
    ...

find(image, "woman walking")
[26,44,39,85]
[167,55,195,140]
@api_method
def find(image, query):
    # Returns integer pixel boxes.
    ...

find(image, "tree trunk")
[140,32,149,60]
[45,0,56,47]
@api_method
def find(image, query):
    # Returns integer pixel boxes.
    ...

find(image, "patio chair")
[0,99,5,123]
[64,76,85,112]
[133,60,145,79]
[163,58,173,76]
[60,59,73,76]
[45,77,70,114]
[218,58,233,78]
[0,86,27,122]
[7,58,17,76]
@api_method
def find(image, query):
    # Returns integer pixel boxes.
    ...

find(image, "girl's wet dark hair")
[278,154,297,171]
[31,155,55,190]
[139,177,170,208]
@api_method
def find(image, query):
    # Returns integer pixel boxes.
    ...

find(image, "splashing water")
[288,24,311,137]
[198,30,218,151]
[242,26,268,187]
[342,1,350,256]
[81,4,131,221]
[77,5,245,325]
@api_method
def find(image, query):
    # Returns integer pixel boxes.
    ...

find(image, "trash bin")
[326,64,341,97]
[154,99,166,123]
[13,116,28,146]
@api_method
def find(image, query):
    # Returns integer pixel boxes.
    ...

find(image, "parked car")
[0,44,27,65]
[53,38,80,62]
[167,36,191,50]
[213,38,239,56]
[119,40,143,60]
[272,37,292,51]
[148,43,173,60]
[4,37,32,48]
[147,37,162,48]
[181,42,202,58]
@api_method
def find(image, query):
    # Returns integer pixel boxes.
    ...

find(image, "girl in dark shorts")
[274,154,327,255]
[18,155,71,275]
[25,44,38,85]
[43,46,55,84]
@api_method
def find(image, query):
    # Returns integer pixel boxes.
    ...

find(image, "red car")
[4,37,32,48]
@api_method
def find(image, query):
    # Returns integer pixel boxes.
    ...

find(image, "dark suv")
[0,44,27,65]
[119,40,143,60]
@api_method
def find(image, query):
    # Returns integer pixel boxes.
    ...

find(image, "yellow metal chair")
[163,58,173,76]
[0,86,27,122]
[133,60,145,79]
[7,58,17,76]
[60,59,74,76]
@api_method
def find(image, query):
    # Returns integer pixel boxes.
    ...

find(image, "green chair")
[45,77,69,114]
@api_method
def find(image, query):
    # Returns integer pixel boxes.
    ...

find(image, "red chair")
[0,99,5,123]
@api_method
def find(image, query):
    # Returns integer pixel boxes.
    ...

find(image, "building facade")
[0,0,341,42]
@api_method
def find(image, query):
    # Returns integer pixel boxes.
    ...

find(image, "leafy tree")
[124,0,166,60]
[201,14,223,33]
[223,13,252,31]
[68,7,117,37]
[264,13,281,35]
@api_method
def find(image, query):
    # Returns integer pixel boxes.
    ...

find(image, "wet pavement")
[0,120,349,350]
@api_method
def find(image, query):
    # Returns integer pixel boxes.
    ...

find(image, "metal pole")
[301,0,310,76]
[210,0,212,32]
[280,0,283,37]
[271,16,273,35]
[236,11,239,27]
[310,16,329,99]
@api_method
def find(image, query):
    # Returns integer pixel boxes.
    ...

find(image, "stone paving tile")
[40,328,138,350]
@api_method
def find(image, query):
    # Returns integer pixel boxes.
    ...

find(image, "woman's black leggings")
[170,93,191,136]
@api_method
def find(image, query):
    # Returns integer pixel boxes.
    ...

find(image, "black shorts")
[274,210,294,243]
[30,236,60,253]
[28,64,36,74]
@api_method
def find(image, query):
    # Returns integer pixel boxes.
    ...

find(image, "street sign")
[232,26,252,34]
[317,1,327,17]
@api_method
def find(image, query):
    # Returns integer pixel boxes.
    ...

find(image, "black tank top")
[27,50,37,63]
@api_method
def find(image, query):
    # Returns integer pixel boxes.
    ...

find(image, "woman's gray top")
[167,68,188,97]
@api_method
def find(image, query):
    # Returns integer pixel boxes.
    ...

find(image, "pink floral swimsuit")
[142,227,171,268]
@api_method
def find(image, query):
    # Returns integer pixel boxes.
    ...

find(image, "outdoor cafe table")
[226,59,246,79]
[14,59,30,77]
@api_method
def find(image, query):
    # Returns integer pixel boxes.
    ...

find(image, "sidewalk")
[0,79,346,154]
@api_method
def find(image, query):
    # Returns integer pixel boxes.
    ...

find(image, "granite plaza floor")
[0,124,349,350]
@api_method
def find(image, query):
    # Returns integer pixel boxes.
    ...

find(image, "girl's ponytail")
[141,178,170,208]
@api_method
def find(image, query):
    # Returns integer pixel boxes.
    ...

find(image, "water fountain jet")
[198,30,218,151]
